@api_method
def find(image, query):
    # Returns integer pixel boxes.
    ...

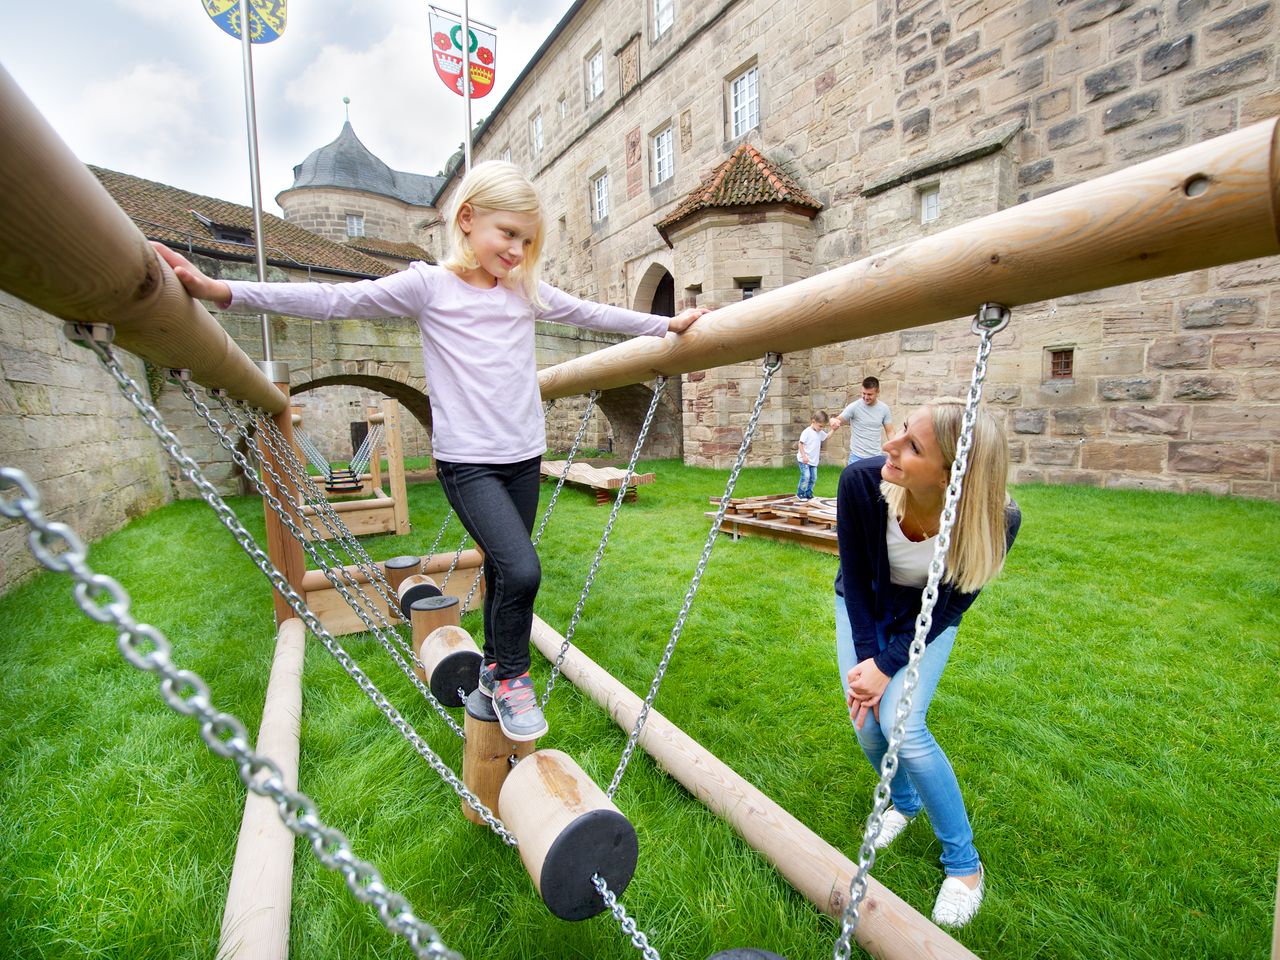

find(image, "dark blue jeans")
[435,456,542,680]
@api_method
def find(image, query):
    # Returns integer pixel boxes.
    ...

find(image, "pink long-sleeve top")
[226,262,671,463]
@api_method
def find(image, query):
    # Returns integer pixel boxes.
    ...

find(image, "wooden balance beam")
[710,494,839,554]
[529,615,978,960]
[540,460,656,505]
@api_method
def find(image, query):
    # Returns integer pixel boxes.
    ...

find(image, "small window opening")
[1050,348,1074,379]
[920,185,940,224]
[736,277,761,299]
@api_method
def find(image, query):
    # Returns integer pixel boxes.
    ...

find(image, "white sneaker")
[932,864,984,927]
[871,808,914,849]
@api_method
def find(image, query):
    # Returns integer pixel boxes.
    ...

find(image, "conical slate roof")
[287,122,445,207]
[655,143,822,245]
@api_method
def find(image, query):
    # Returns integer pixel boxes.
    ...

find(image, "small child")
[154,160,707,743]
[796,411,831,501]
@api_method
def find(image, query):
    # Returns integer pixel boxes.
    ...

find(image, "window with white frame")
[500,147,511,163]
[558,95,567,119]
[730,65,759,138]
[652,125,674,185]
[530,112,543,156]
[346,214,364,237]
[654,0,674,37]
[586,49,604,100]
[592,172,610,222]
[920,184,940,224]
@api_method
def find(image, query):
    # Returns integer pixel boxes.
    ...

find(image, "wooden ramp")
[540,460,656,505]
[709,494,838,554]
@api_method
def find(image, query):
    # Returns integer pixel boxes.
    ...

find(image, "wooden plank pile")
[707,493,838,554]
[540,460,656,505]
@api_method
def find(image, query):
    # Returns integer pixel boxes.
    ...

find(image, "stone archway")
[292,373,434,462]
[596,381,682,461]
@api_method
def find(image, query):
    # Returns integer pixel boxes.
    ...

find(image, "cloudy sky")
[1,0,577,214]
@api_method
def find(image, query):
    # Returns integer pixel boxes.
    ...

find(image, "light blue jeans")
[797,462,817,498]
[834,595,979,876]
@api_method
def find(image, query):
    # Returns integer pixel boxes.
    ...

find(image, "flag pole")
[237,0,273,362]
[462,0,472,173]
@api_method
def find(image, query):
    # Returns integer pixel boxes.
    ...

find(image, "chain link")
[78,339,511,841]
[833,306,1008,959]
[195,387,468,743]
[532,391,598,548]
[0,466,462,960]
[592,874,662,960]
[542,381,665,707]
[606,356,782,799]
[438,529,472,592]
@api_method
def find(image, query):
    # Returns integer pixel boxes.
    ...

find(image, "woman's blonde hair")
[441,160,546,306]
[881,397,1011,593]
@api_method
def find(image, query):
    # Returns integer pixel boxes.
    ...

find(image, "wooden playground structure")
[3,58,1279,960]
[540,459,656,505]
[712,493,839,554]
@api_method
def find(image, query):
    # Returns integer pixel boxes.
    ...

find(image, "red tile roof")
[344,236,435,264]
[655,144,822,245]
[91,166,394,277]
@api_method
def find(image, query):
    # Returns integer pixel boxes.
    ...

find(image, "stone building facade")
[431,0,1278,496]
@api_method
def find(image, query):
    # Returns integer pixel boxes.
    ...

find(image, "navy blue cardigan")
[835,456,1021,678]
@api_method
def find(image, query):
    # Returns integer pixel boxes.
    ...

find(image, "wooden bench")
[707,493,838,554]
[540,460,656,505]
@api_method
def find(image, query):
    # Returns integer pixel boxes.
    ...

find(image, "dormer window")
[346,214,365,237]
[192,210,253,246]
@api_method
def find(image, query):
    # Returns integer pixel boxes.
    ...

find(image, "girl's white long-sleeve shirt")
[226,262,671,463]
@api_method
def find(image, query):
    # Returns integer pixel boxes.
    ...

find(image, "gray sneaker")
[478,661,497,698]
[492,674,547,742]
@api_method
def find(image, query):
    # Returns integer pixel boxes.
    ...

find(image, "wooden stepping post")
[461,690,537,827]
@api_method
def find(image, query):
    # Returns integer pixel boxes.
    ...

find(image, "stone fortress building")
[2,0,1277,589]
[431,0,1278,495]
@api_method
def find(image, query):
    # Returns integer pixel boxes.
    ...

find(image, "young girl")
[834,397,1020,927]
[155,160,707,743]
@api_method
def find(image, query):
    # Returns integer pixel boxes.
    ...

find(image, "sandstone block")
[1180,49,1270,105]
[1229,481,1278,499]
[1053,407,1106,436]
[1104,474,1184,492]
[1102,91,1160,132]
[1013,408,1048,433]
[1068,0,1137,31]
[943,31,980,65]
[1113,5,1162,54]
[1029,439,1081,465]
[1084,61,1137,102]
[1148,335,1210,369]
[1205,3,1274,58]
[1179,297,1258,328]
[987,384,1022,404]
[1169,375,1239,400]
[1018,158,1054,186]
[1247,375,1280,400]
[1109,404,1189,436]
[1034,87,1072,121]
[1016,21,1058,58]
[900,330,935,352]
[1141,35,1194,81]
[1047,116,1090,149]
[1168,441,1270,478]
[1190,404,1280,440]
[1116,121,1188,161]
[1212,332,1280,368]
[1099,377,1158,400]
[905,56,938,84]
[1082,440,1166,471]
[903,107,931,141]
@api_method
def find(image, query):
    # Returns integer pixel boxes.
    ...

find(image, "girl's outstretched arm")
[151,242,232,307]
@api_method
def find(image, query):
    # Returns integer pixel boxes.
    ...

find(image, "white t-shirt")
[887,511,937,587]
[839,398,892,458]
[797,426,830,464]
[226,263,670,463]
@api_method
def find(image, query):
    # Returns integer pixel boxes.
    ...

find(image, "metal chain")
[461,566,484,618]
[294,426,334,477]
[197,388,467,742]
[834,305,1010,959]
[439,529,471,592]
[592,874,661,960]
[0,466,463,960]
[425,509,455,560]
[542,380,666,708]
[350,422,384,477]
[74,335,509,840]
[532,391,598,548]
[606,356,782,799]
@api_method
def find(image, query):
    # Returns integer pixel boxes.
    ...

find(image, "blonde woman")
[156,161,706,742]
[834,397,1020,927]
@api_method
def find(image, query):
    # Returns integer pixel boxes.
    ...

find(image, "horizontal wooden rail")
[0,66,286,413]
[539,118,1280,400]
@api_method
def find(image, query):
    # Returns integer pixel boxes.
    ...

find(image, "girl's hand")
[151,242,233,307]
[667,306,709,334]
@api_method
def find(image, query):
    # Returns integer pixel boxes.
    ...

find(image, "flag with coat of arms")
[428,6,496,98]
[201,0,286,42]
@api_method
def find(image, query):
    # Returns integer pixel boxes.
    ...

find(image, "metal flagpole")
[462,0,472,173]
[237,0,274,362]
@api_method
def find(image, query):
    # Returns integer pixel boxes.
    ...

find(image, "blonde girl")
[156,160,706,742]
[833,397,1020,927]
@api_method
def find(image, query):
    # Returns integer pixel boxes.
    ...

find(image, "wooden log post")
[418,624,482,706]
[499,749,638,921]
[260,369,307,627]
[216,618,305,960]
[383,555,422,595]
[462,691,536,826]
[410,595,462,678]
[0,66,285,413]
[398,574,443,620]
[537,119,1280,401]
[528,615,979,960]
[381,399,411,536]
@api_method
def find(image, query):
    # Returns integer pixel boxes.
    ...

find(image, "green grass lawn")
[1,462,1277,960]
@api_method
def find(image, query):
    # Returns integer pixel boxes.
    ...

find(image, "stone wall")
[0,291,171,591]
[439,0,1278,497]
[277,184,438,253]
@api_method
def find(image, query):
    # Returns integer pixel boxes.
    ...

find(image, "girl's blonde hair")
[441,160,546,306]
[881,397,1011,593]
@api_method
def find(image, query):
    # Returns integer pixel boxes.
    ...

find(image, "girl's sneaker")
[932,864,984,927]
[872,807,914,849]
[478,661,497,698]
[493,674,547,742]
